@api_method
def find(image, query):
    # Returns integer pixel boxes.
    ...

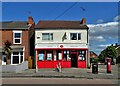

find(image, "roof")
[35,20,89,29]
[90,51,98,58]
[0,21,29,30]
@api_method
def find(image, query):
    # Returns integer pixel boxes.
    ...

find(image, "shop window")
[42,33,53,40]
[70,33,81,40]
[12,52,24,64]
[56,50,62,60]
[46,50,53,61]
[53,51,57,61]
[38,51,45,61]
[78,50,86,61]
[64,50,70,61]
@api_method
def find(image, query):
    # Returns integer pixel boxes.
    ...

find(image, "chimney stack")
[28,16,35,27]
[80,18,86,24]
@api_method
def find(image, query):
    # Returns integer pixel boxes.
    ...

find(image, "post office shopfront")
[35,47,88,68]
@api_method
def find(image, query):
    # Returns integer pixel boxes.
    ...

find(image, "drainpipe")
[87,29,90,68]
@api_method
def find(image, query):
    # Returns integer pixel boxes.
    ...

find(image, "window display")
[46,50,53,61]
[58,53,62,60]
[64,50,70,61]
[78,50,86,61]
[47,53,52,60]
[38,53,44,60]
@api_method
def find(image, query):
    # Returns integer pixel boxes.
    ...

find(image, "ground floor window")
[38,50,45,61]
[11,52,24,64]
[78,50,86,61]
[56,50,62,60]
[37,49,87,61]
[63,50,70,61]
[46,50,53,61]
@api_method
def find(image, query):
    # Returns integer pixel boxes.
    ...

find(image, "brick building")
[0,16,34,65]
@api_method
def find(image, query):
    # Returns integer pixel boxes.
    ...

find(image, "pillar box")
[106,58,111,73]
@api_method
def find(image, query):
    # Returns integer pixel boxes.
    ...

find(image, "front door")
[71,54,77,67]
[2,55,6,65]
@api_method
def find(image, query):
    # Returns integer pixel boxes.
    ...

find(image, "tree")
[4,40,12,64]
[98,46,117,63]
[98,49,106,62]
[106,46,117,59]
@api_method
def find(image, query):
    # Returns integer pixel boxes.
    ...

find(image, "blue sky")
[2,2,119,55]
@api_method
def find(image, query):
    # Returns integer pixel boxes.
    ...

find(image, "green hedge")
[90,58,98,63]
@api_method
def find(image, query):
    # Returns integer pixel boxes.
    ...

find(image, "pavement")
[2,64,119,79]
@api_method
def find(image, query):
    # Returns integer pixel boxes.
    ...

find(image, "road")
[1,78,118,84]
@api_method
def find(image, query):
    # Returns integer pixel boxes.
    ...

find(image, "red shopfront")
[35,48,88,68]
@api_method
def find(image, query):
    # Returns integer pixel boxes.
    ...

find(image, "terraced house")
[0,17,35,72]
[35,18,89,68]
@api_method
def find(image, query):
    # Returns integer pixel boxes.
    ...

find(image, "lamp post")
[35,50,38,73]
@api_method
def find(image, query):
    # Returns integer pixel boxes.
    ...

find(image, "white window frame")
[13,31,22,44]
[42,33,53,40]
[70,33,81,40]
[11,51,24,65]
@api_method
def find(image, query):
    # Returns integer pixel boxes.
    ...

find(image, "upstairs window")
[42,33,53,40]
[13,31,22,44]
[70,33,81,40]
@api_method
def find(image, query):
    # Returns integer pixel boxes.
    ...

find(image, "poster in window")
[58,53,62,60]
[67,51,69,54]
[83,57,85,60]
[47,53,52,60]
[64,51,66,54]
[38,54,44,60]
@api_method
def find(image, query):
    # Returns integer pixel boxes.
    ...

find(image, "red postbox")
[106,58,111,73]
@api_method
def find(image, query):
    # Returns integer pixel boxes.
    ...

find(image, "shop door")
[71,54,77,67]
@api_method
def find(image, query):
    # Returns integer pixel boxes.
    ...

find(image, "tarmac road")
[1,78,118,84]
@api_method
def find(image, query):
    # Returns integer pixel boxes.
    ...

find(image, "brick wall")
[1,29,30,60]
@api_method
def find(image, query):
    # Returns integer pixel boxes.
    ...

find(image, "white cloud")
[90,36,105,42]
[114,15,120,22]
[98,44,111,48]
[96,19,104,23]
[88,22,118,39]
